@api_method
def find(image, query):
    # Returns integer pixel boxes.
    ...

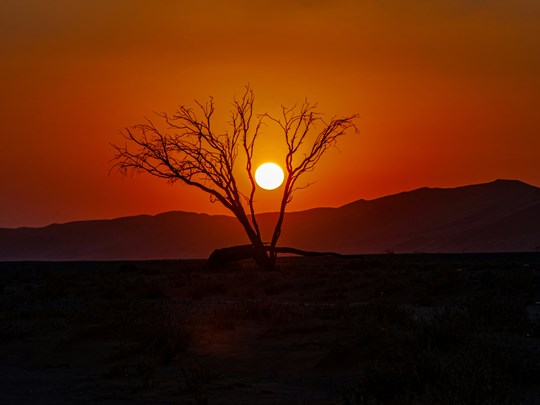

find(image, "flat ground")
[1,253,540,404]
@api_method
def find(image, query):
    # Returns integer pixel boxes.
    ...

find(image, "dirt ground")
[1,253,539,404]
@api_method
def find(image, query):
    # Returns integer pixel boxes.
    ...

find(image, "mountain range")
[1,179,539,260]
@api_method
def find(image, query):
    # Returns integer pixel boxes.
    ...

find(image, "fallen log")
[271,246,344,257]
[205,244,350,270]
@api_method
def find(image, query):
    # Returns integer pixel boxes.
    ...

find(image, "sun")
[255,162,284,190]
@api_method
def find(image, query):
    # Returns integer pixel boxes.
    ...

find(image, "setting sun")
[255,162,284,190]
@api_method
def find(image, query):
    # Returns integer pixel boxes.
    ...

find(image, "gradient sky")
[1,0,539,228]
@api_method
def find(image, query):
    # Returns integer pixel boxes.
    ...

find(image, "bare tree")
[111,86,357,270]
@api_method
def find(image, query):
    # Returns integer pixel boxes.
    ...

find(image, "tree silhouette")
[112,86,357,270]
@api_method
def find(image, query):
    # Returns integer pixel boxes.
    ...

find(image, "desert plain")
[1,254,539,404]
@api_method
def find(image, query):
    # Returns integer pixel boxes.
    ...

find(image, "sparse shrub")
[179,361,220,405]
[129,356,158,392]
[466,299,530,334]
[529,318,540,338]
[137,282,167,300]
[496,270,535,299]
[263,281,292,296]
[101,361,131,379]
[190,279,227,299]
[416,306,472,351]
[343,330,520,405]
[234,300,291,322]
[427,268,464,294]
[201,307,237,330]
[101,273,167,301]
[348,301,414,343]
[138,302,190,365]
[118,263,139,273]
[181,361,220,390]
[102,299,190,369]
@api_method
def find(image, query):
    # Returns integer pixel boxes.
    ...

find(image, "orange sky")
[1,0,539,228]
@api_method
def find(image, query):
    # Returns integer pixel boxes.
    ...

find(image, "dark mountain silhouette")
[1,179,539,260]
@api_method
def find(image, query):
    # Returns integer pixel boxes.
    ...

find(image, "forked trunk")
[252,242,276,271]
[235,211,277,271]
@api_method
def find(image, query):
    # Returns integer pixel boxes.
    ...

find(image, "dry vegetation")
[0,254,539,404]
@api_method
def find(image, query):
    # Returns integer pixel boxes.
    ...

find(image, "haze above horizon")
[1,0,539,228]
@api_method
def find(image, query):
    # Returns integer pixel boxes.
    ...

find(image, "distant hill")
[1,179,539,260]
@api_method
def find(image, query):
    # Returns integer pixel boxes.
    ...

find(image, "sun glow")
[255,162,284,190]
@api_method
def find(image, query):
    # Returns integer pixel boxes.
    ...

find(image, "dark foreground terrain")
[1,253,540,404]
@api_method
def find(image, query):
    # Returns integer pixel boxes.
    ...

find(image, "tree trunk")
[252,242,275,271]
[233,211,276,271]
[206,244,275,271]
